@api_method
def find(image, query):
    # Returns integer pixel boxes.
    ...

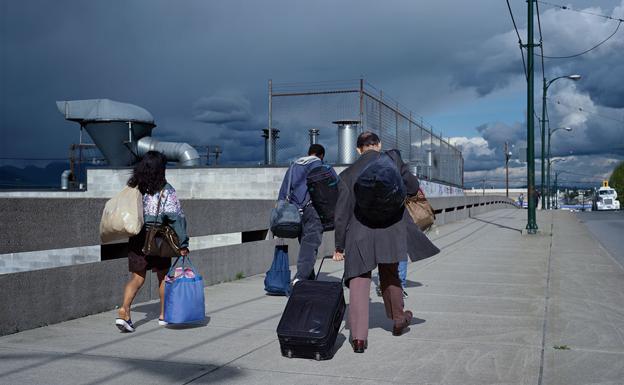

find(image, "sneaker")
[402,289,409,298]
[158,319,168,326]
[375,286,382,297]
[115,318,135,332]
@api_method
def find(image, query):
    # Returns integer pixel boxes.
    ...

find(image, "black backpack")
[354,151,406,228]
[306,164,339,231]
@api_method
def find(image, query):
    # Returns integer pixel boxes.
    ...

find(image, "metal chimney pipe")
[333,120,360,164]
[309,128,320,145]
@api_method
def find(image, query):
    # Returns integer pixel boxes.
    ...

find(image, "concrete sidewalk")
[1,209,623,384]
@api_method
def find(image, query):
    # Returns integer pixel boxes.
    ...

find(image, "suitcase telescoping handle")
[315,256,343,282]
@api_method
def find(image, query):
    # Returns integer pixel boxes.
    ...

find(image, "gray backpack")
[270,165,302,238]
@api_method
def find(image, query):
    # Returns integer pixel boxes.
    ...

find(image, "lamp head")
[567,74,581,81]
[563,127,573,132]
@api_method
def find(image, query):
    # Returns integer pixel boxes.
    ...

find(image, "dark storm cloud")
[1,0,513,165]
[193,96,253,125]
[1,0,622,185]
[451,0,624,184]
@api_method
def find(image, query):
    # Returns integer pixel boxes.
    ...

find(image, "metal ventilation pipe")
[333,120,360,164]
[309,128,320,145]
[61,170,72,190]
[137,137,200,166]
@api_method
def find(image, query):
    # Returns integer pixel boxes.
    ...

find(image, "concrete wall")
[0,199,275,254]
[0,236,336,335]
[0,195,514,335]
[0,166,465,200]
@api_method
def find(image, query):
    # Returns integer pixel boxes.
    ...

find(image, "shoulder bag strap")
[285,162,294,203]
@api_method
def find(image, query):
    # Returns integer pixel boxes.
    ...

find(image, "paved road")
[575,210,624,268]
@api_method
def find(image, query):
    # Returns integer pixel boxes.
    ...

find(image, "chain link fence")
[269,79,463,187]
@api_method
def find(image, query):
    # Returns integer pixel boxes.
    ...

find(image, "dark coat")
[334,149,440,283]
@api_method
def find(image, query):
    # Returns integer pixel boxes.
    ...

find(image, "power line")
[535,16,622,59]
[537,1,624,22]
[536,0,546,80]
[551,99,624,124]
[505,0,528,79]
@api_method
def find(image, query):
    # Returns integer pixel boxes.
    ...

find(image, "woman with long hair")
[115,151,189,332]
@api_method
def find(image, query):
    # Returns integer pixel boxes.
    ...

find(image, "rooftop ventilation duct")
[57,99,200,167]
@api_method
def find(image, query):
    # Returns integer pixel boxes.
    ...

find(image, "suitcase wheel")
[314,352,321,361]
[287,350,293,359]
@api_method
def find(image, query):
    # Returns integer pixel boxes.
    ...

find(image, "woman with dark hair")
[115,151,189,332]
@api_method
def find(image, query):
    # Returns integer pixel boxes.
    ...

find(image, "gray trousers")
[295,205,323,281]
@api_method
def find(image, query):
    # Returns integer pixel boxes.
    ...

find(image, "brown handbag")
[142,190,183,258]
[405,189,436,232]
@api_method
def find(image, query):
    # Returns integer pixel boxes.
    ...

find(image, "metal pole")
[526,0,538,233]
[541,78,547,209]
[505,141,509,198]
[409,111,413,163]
[359,78,364,130]
[378,90,383,134]
[268,79,273,165]
[396,102,399,150]
[546,128,552,209]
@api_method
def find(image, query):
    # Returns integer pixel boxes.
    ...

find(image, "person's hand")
[180,247,190,256]
[333,250,344,262]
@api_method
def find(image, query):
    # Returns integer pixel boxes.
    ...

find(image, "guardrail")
[0,195,515,335]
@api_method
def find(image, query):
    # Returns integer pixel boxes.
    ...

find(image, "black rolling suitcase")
[276,256,346,360]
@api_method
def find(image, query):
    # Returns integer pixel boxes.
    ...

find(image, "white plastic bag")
[100,186,144,243]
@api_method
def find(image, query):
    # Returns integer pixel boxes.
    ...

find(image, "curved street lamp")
[540,74,581,209]
[546,127,572,209]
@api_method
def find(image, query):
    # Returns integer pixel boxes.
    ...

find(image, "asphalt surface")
[575,210,624,269]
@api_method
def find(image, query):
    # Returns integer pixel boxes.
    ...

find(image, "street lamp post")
[504,141,513,198]
[526,0,538,234]
[540,74,580,209]
[553,169,563,209]
[548,158,564,209]
[546,127,572,209]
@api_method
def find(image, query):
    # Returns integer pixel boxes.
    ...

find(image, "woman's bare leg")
[156,269,167,320]
[119,271,146,320]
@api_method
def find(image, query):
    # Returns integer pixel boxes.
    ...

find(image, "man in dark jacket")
[333,131,439,353]
[278,144,337,284]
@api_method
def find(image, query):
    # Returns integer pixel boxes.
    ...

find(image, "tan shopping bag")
[100,186,144,243]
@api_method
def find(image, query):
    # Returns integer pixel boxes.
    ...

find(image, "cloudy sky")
[1,0,623,187]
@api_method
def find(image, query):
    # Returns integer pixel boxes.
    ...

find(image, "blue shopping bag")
[164,257,206,324]
[264,245,291,296]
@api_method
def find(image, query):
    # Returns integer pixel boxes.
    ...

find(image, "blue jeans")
[398,260,407,288]
[295,205,323,281]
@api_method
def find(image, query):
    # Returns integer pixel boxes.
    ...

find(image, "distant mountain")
[0,162,71,189]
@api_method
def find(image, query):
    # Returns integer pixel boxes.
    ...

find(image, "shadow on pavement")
[344,302,426,335]
[471,217,523,233]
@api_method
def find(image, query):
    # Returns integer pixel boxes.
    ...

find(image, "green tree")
[609,161,624,200]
